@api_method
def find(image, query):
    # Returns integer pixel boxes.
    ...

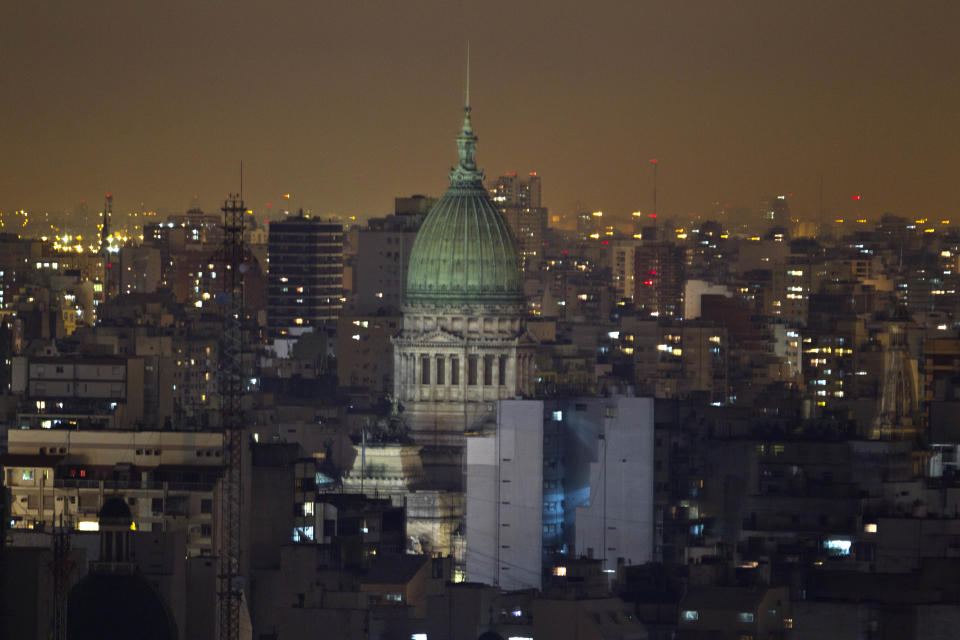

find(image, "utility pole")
[217,194,246,640]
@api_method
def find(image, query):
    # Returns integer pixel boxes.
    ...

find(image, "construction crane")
[217,194,246,640]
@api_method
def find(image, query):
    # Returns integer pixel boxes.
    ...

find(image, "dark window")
[498,356,506,386]
[451,357,460,385]
[201,499,212,514]
[484,355,494,386]
[151,498,163,512]
[436,356,445,385]
[467,355,478,386]
[421,356,430,385]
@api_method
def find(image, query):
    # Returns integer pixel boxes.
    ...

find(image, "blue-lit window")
[292,526,314,542]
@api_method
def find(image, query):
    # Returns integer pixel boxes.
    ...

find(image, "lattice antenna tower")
[50,515,73,640]
[217,193,246,640]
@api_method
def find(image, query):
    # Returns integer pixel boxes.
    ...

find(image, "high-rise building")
[465,396,655,588]
[490,172,547,272]
[347,198,428,315]
[267,214,343,333]
[634,242,685,318]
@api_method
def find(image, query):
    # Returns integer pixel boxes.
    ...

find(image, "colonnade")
[395,349,535,400]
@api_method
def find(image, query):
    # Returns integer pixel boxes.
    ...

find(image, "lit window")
[292,526,314,542]
[738,612,755,623]
[864,523,877,533]
[682,610,699,622]
[21,470,33,481]
[552,566,567,576]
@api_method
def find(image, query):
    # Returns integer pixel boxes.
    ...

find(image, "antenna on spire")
[465,42,471,110]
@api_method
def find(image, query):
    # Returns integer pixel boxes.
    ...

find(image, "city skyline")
[2,1,959,223]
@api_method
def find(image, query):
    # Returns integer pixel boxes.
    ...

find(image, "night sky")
[2,1,959,224]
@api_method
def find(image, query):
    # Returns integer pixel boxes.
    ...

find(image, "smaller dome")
[68,574,178,640]
[98,497,132,525]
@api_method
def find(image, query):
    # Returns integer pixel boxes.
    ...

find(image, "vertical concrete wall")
[466,399,544,590]
[575,396,655,571]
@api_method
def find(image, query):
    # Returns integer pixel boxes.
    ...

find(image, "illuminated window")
[292,526,314,542]
[823,538,852,556]
[864,523,877,533]
[553,566,567,576]
[738,612,755,623]
[21,470,33,481]
[682,610,699,622]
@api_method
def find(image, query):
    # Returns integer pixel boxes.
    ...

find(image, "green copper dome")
[406,96,523,307]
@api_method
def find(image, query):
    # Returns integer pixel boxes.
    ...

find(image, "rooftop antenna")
[650,158,659,241]
[818,173,824,237]
[466,42,470,109]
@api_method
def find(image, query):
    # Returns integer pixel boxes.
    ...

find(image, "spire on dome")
[451,43,483,185]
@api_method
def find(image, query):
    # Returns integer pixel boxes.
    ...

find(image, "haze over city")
[3,1,960,222]
[6,3,960,639]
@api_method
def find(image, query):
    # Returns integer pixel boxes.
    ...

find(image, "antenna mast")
[217,192,246,640]
[101,193,113,305]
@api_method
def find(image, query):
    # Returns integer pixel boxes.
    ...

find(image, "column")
[521,355,530,395]
[413,353,420,395]
[405,354,413,399]
[393,350,401,401]
[445,355,453,400]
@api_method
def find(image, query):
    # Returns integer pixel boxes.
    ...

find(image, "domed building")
[393,83,535,488]
[67,497,178,640]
